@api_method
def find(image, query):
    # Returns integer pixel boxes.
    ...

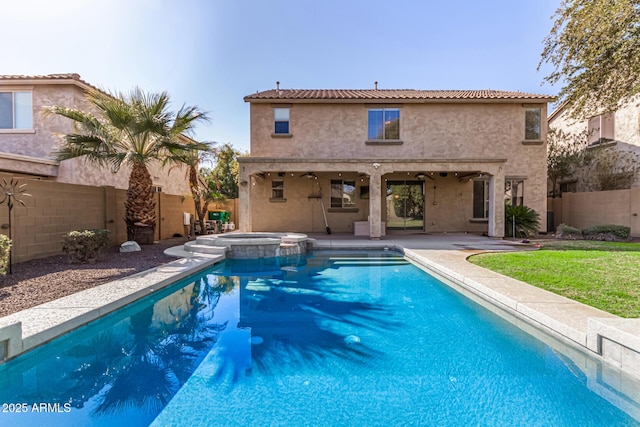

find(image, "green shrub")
[555,223,583,240]
[582,224,630,242]
[505,204,541,238]
[62,229,111,263]
[0,234,10,275]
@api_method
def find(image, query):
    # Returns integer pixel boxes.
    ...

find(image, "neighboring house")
[548,100,640,194]
[0,73,189,194]
[0,74,194,260]
[240,85,553,238]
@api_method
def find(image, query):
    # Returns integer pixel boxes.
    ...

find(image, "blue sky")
[1,0,561,152]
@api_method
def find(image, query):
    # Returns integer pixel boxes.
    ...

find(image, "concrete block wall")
[0,173,210,262]
[553,188,640,237]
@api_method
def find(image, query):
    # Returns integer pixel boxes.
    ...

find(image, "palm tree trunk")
[189,165,207,235]
[126,162,156,244]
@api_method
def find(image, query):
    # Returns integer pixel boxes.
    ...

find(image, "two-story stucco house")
[0,74,195,260]
[548,99,640,193]
[0,73,189,195]
[239,86,554,239]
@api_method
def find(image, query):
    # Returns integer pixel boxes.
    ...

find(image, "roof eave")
[244,96,556,104]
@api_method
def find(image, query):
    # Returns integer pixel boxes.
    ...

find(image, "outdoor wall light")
[372,162,380,169]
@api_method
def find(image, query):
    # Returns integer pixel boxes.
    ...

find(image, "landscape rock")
[119,241,141,253]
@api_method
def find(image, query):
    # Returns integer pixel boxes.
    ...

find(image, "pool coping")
[0,239,639,386]
[0,253,223,362]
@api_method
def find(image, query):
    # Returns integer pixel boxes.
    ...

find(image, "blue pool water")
[0,251,638,426]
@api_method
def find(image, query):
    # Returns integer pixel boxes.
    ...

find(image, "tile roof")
[245,88,555,102]
[0,73,96,90]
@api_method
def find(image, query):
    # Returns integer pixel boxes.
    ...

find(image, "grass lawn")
[468,240,640,318]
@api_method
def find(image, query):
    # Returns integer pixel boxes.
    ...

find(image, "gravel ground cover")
[0,238,186,317]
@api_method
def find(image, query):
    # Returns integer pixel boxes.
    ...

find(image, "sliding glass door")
[386,181,424,230]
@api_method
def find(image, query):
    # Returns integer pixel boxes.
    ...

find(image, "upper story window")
[587,113,614,146]
[274,108,290,134]
[330,179,356,208]
[0,91,33,130]
[368,108,400,140]
[524,108,541,140]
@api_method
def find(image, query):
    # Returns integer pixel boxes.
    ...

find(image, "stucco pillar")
[488,172,505,238]
[238,164,252,232]
[369,170,383,239]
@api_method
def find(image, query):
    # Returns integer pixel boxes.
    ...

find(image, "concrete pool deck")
[1,232,639,395]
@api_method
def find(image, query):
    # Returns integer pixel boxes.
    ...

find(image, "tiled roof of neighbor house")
[0,73,97,91]
[245,88,555,103]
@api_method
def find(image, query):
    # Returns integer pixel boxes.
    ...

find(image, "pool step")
[329,256,409,266]
[183,241,227,255]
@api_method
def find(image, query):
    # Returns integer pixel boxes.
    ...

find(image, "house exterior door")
[386,181,424,230]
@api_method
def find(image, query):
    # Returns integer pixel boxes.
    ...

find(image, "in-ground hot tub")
[186,232,309,258]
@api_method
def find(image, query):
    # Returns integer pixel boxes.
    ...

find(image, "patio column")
[369,170,383,239]
[238,165,252,232]
[488,172,505,238]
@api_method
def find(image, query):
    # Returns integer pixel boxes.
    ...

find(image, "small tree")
[578,145,640,191]
[547,128,589,197]
[548,128,640,193]
[167,141,218,235]
[211,143,241,199]
[540,0,640,118]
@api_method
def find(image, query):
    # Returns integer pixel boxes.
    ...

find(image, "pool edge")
[0,253,224,362]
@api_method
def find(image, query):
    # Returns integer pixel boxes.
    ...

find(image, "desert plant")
[555,223,583,240]
[582,224,630,241]
[62,229,111,263]
[0,234,11,275]
[505,204,541,238]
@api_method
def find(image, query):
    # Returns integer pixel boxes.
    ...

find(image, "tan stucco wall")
[250,102,547,160]
[0,82,190,196]
[559,188,640,237]
[245,101,548,235]
[0,173,198,262]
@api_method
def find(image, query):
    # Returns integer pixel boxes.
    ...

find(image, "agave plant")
[505,204,540,238]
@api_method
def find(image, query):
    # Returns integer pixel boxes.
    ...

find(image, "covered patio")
[238,157,508,239]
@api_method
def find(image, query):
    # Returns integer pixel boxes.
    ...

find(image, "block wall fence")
[548,188,640,237]
[0,173,238,263]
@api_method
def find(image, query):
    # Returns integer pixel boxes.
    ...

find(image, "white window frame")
[367,108,400,140]
[587,113,615,146]
[472,179,490,219]
[0,90,33,131]
[504,178,524,206]
[271,179,284,199]
[330,179,356,208]
[273,108,290,135]
[524,108,541,141]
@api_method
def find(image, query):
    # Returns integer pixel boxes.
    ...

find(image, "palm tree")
[47,87,209,244]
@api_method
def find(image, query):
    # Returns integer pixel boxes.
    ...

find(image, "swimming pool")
[0,251,638,426]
